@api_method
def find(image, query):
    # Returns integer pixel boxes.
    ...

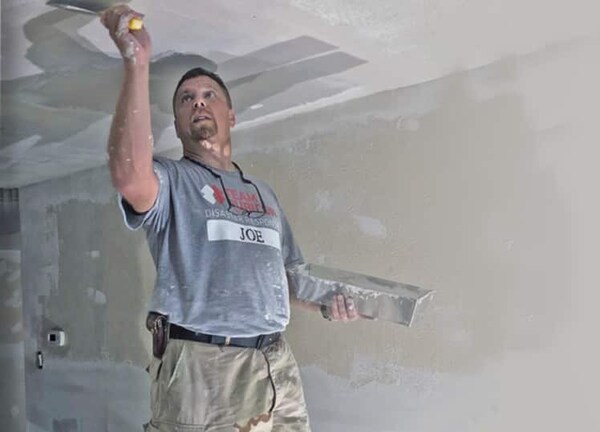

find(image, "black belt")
[169,323,280,349]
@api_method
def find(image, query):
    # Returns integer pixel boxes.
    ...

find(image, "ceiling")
[1,0,598,188]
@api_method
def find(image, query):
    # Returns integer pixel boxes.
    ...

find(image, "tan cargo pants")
[144,336,311,431]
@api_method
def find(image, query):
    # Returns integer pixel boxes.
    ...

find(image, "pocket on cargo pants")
[144,356,164,432]
[149,339,276,430]
[147,355,163,413]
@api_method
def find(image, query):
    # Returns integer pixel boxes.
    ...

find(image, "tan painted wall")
[232,35,600,431]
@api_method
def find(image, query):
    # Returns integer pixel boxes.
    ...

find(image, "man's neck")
[183,143,235,172]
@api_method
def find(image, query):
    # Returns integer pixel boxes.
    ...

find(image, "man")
[102,5,357,431]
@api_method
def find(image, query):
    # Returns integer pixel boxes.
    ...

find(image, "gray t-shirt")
[119,156,303,337]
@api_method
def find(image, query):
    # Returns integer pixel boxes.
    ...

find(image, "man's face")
[173,76,235,144]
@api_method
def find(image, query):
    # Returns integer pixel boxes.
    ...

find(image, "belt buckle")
[211,335,231,346]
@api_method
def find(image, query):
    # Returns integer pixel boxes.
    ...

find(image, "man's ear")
[174,119,181,139]
[229,109,236,128]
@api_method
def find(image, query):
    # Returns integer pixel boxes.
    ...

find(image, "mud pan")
[287,263,434,327]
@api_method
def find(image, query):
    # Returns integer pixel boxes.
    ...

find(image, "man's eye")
[181,94,193,103]
[204,91,216,99]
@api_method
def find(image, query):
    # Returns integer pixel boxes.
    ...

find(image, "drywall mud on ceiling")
[1,2,366,188]
[2,0,600,188]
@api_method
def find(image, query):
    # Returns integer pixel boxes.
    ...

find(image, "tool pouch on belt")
[146,312,169,359]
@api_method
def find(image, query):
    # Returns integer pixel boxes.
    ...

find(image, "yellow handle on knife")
[128,17,144,30]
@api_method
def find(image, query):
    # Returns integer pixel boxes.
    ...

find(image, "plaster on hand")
[123,40,136,64]
[116,12,137,38]
[116,13,140,64]
[347,298,355,310]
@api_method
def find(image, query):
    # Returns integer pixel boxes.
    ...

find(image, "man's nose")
[193,99,207,109]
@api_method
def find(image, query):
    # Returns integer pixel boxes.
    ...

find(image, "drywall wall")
[19,168,152,431]
[0,245,25,432]
[13,21,600,432]
[233,34,600,431]
[0,191,26,432]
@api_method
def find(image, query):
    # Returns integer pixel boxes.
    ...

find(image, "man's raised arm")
[102,5,157,213]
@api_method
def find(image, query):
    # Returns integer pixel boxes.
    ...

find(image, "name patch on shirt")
[207,219,281,250]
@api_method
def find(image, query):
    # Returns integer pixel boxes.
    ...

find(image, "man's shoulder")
[152,156,195,178]
[153,155,184,168]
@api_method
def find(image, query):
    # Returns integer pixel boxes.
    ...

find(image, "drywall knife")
[46,0,143,30]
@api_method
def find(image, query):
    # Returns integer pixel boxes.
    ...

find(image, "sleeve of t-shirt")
[280,208,304,268]
[117,158,171,232]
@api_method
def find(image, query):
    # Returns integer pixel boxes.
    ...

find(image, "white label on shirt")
[207,219,281,250]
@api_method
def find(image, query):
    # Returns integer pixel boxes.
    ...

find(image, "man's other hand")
[327,294,359,322]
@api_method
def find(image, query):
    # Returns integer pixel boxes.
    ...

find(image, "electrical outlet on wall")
[47,329,67,347]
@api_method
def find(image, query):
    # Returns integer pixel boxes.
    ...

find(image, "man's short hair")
[172,67,233,114]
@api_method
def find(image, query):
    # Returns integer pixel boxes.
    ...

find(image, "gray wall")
[19,170,152,431]
[14,31,600,431]
[233,36,599,431]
